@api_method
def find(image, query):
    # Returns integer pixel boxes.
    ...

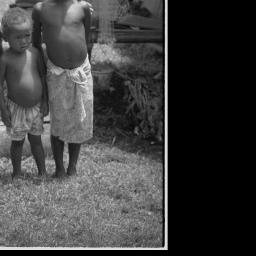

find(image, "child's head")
[1,7,32,53]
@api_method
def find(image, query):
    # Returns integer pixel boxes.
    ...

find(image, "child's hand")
[1,109,11,127]
[40,101,49,117]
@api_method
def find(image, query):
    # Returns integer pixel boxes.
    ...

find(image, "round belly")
[44,32,87,68]
[8,82,42,108]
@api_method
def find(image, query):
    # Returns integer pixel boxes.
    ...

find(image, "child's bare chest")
[42,5,84,28]
[6,55,35,76]
[5,52,42,107]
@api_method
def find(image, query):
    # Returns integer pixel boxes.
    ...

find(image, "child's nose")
[21,38,27,43]
[21,37,30,44]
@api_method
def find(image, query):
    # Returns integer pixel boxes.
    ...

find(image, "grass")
[0,135,164,248]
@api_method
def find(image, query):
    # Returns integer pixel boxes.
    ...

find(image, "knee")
[28,134,42,146]
[51,135,64,145]
[12,139,25,147]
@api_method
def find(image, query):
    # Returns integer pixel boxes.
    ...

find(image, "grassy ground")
[0,133,164,248]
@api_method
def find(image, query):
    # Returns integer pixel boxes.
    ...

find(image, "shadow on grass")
[0,170,72,187]
[89,126,164,162]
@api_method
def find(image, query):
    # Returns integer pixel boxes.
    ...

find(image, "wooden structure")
[91,28,162,43]
[11,0,164,43]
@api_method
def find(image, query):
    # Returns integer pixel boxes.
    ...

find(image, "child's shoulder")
[27,46,42,60]
[0,48,10,58]
[0,49,11,65]
[0,51,5,62]
[29,46,40,55]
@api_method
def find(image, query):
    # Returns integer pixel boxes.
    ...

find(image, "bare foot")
[11,172,23,179]
[67,167,77,176]
[38,172,48,181]
[52,168,66,178]
[38,171,47,177]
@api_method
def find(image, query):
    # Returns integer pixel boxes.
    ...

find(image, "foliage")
[113,44,163,141]
[128,0,152,17]
[123,76,163,141]
[92,43,163,141]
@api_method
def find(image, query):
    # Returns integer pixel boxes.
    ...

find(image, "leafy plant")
[128,0,152,17]
[92,43,164,141]
[113,44,163,141]
[123,75,163,141]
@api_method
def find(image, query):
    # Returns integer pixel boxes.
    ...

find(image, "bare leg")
[51,135,66,178]
[67,143,81,176]
[28,134,47,176]
[88,43,93,61]
[10,139,25,178]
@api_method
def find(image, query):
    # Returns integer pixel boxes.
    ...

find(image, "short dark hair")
[1,7,32,37]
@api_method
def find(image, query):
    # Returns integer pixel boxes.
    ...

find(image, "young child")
[32,0,93,178]
[0,7,48,178]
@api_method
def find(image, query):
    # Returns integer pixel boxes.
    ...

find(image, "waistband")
[7,97,40,110]
[47,55,91,85]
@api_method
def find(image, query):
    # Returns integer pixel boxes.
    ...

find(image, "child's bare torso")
[4,48,42,108]
[39,1,88,69]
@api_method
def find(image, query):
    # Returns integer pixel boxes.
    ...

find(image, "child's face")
[6,21,32,53]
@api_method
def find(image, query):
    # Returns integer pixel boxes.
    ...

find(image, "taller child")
[32,0,93,177]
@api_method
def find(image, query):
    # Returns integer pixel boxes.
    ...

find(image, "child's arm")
[0,40,3,56]
[0,30,3,56]
[32,3,43,53]
[0,55,11,127]
[36,49,49,117]
[81,1,92,51]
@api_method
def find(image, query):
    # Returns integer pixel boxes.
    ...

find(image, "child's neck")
[9,47,27,56]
